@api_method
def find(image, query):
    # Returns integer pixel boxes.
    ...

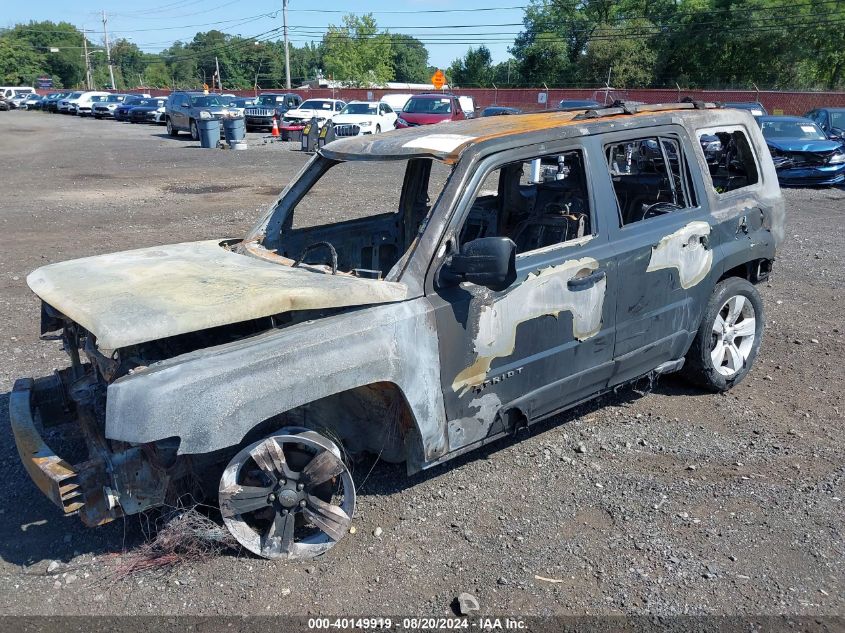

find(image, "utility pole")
[102,10,116,90]
[215,56,222,91]
[82,30,92,90]
[283,0,291,89]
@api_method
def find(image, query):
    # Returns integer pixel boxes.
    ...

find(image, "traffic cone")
[271,117,280,138]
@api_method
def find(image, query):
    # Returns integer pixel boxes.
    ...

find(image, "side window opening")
[605,136,697,226]
[459,149,592,254]
[698,128,759,194]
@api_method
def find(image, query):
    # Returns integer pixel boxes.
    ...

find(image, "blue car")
[804,107,845,143]
[759,115,845,186]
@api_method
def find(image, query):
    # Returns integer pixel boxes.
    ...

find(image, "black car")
[558,99,602,111]
[480,106,522,117]
[244,93,302,131]
[128,98,167,124]
[0,97,8,112]
[44,92,70,113]
[114,96,147,121]
[804,107,845,143]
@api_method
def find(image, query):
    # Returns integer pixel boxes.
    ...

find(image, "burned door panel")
[429,143,616,452]
[600,129,715,384]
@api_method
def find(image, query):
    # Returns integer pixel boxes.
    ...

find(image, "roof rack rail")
[573,100,721,121]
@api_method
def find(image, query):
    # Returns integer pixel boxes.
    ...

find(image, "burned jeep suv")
[12,103,783,560]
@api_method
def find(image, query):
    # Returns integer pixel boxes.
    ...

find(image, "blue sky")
[2,0,528,69]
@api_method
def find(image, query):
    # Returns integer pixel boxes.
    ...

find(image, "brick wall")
[46,87,845,116]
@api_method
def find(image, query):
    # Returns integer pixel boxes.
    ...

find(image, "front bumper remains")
[10,377,83,515]
[10,374,172,527]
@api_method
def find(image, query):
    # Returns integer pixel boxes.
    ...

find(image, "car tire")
[190,119,199,141]
[166,117,178,137]
[375,124,381,134]
[682,277,764,392]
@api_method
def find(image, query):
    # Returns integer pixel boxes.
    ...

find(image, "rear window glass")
[697,128,760,194]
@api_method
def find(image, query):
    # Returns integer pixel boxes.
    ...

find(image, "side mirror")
[440,237,516,291]
[828,127,844,141]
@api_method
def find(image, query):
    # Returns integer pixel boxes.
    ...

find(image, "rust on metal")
[9,379,84,514]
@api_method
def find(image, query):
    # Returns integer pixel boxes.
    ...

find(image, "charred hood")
[27,240,410,349]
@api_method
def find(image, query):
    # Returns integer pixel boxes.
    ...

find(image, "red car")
[395,93,467,128]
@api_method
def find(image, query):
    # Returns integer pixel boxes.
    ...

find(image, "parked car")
[93,94,132,119]
[803,107,845,143]
[7,93,29,109]
[244,93,302,132]
[330,101,397,136]
[12,102,783,560]
[57,91,83,113]
[165,92,240,140]
[758,115,845,186]
[128,97,169,124]
[480,106,522,117]
[558,99,602,111]
[0,97,9,112]
[395,93,467,128]
[379,93,412,114]
[282,98,346,128]
[723,102,768,119]
[74,91,112,117]
[44,92,70,113]
[113,95,149,121]
[23,94,45,110]
[222,96,255,117]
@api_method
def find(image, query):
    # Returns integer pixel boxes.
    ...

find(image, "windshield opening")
[761,120,826,140]
[258,95,284,105]
[404,97,452,114]
[251,157,453,279]
[341,103,377,115]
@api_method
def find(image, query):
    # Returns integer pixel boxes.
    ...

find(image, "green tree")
[580,20,657,87]
[448,45,494,87]
[390,35,428,83]
[322,14,393,86]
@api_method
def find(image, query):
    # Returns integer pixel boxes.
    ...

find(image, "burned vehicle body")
[12,103,784,558]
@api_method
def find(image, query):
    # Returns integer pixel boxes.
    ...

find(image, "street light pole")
[82,30,93,90]
[283,0,291,89]
[102,10,116,90]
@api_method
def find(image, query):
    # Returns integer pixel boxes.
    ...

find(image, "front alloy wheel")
[190,119,199,141]
[218,428,355,560]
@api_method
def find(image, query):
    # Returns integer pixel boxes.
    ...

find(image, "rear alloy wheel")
[375,124,381,134]
[166,117,178,137]
[190,119,199,141]
[219,428,355,560]
[683,277,763,391]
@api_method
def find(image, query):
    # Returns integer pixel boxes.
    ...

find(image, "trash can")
[222,117,246,144]
[198,119,220,148]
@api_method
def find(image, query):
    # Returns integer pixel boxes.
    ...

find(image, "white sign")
[538,92,548,105]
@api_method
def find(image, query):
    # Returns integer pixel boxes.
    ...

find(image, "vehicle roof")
[301,97,344,102]
[345,100,379,105]
[321,102,744,164]
[814,107,845,112]
[759,115,813,123]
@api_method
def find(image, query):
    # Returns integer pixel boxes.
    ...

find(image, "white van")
[74,91,112,117]
[1,86,35,100]
[379,93,413,113]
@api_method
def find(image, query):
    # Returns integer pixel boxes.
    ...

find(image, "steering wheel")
[640,201,683,220]
[292,241,338,275]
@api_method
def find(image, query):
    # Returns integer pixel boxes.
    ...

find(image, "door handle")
[568,269,606,290]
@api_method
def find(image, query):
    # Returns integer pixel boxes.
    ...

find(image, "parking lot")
[0,109,843,617]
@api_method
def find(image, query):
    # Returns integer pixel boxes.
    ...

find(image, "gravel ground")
[0,111,842,618]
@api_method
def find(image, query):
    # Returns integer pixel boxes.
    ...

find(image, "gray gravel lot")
[0,111,843,617]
